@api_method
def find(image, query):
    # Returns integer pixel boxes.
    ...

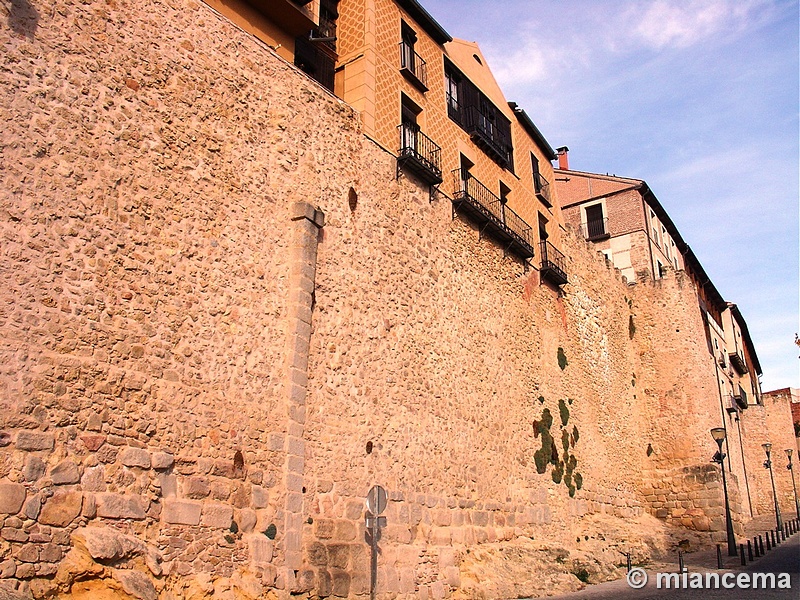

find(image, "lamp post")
[762,443,783,532]
[711,427,738,556]
[786,449,800,520]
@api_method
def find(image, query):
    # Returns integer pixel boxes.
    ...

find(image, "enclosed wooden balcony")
[451,169,535,259]
[540,240,568,286]
[732,386,748,409]
[729,351,749,375]
[397,124,442,185]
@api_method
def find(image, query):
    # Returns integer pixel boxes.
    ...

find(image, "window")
[445,68,460,119]
[584,203,607,240]
[650,210,660,246]
[499,181,510,202]
[656,259,665,278]
[457,154,474,191]
[444,59,514,171]
[399,94,421,152]
[399,21,427,89]
[538,213,549,241]
[294,0,338,91]
[317,0,339,51]
[531,153,551,206]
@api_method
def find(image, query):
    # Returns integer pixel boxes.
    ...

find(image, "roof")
[508,103,556,161]
[727,303,763,376]
[555,168,729,315]
[445,39,512,119]
[395,0,452,45]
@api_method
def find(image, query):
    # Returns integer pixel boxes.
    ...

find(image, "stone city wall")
[0,1,786,599]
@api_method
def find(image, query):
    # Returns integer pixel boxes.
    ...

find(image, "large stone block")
[246,533,274,564]
[0,481,26,515]
[113,569,158,600]
[201,503,233,529]
[15,431,55,451]
[39,491,83,526]
[151,452,174,470]
[162,499,202,525]
[95,493,148,520]
[184,476,210,499]
[120,447,151,469]
[50,460,80,485]
[331,570,350,598]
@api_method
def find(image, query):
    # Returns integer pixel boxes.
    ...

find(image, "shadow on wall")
[7,0,39,39]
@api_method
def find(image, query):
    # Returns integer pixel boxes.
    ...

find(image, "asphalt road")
[542,532,799,600]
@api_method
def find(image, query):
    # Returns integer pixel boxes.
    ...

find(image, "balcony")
[540,240,568,286]
[451,169,535,259]
[462,106,513,170]
[314,13,337,52]
[533,172,552,207]
[728,351,748,375]
[582,217,610,241]
[733,386,748,410]
[248,0,315,36]
[397,124,442,185]
[399,42,428,92]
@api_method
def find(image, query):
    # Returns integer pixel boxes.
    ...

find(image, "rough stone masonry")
[0,1,789,599]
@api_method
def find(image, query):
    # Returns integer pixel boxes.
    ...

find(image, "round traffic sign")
[365,485,387,515]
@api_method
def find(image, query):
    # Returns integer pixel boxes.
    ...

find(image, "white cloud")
[483,29,573,88]
[624,0,775,50]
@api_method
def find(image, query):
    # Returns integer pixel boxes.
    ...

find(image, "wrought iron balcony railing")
[399,42,428,91]
[450,169,535,259]
[397,124,442,185]
[582,217,610,241]
[461,105,513,170]
[540,240,568,286]
[533,172,552,207]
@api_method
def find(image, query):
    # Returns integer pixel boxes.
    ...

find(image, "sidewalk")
[541,513,800,600]
[645,512,800,574]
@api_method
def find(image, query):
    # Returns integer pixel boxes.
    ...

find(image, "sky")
[421,0,799,391]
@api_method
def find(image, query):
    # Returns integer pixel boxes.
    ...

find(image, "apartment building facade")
[555,156,683,283]
[200,0,569,285]
[336,0,568,283]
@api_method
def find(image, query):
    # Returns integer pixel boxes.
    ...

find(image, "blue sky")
[422,0,799,390]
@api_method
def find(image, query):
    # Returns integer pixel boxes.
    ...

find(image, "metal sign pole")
[365,485,387,600]
[369,514,378,600]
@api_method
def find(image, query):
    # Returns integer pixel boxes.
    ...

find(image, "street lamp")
[762,443,783,532]
[711,427,737,556]
[785,449,800,520]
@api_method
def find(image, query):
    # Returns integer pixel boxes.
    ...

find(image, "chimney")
[556,146,569,170]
